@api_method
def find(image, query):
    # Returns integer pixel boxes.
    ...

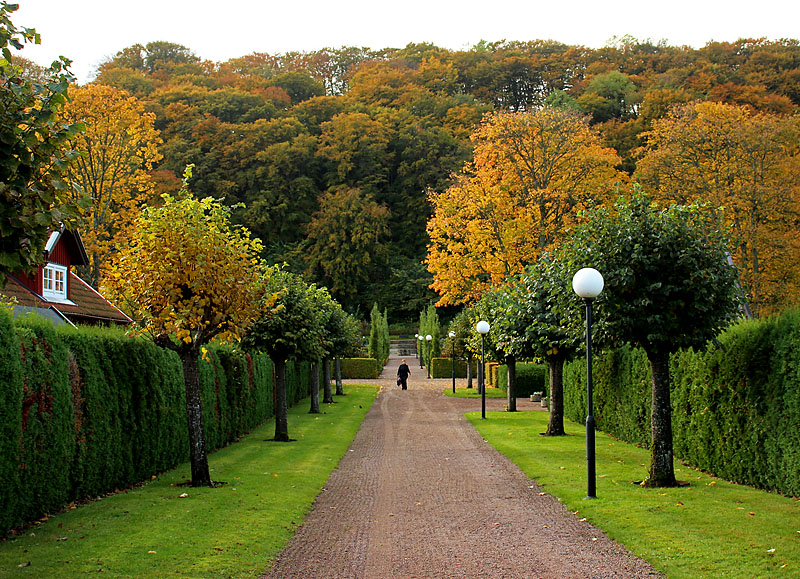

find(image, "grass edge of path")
[467,408,800,579]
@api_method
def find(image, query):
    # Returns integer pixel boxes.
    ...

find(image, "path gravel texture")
[261,353,663,579]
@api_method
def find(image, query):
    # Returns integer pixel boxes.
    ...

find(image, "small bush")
[430,357,477,378]
[340,358,379,379]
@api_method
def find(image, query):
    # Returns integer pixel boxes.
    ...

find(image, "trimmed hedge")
[0,310,313,534]
[563,309,800,497]
[497,363,548,397]
[339,357,379,379]
[430,357,477,379]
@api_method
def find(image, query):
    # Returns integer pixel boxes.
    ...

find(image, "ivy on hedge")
[0,310,313,534]
[563,308,800,497]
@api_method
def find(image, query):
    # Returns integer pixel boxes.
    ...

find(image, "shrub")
[430,357,477,378]
[497,363,547,397]
[340,358,379,379]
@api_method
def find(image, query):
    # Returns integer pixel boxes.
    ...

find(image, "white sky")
[12,0,800,84]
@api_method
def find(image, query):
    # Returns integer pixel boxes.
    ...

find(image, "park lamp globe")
[448,331,455,338]
[572,268,604,299]
[476,320,490,335]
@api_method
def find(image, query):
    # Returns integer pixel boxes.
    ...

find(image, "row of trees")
[105,170,361,484]
[445,193,740,487]
[2,5,363,489]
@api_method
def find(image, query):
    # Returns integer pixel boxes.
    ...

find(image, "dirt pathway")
[261,354,663,579]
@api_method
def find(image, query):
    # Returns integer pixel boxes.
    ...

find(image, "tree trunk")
[322,358,333,403]
[180,350,212,486]
[506,356,517,412]
[544,353,566,436]
[273,358,291,442]
[466,353,473,388]
[335,356,343,395]
[309,361,321,414]
[644,349,677,487]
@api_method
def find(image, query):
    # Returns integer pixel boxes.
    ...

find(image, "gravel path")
[261,354,663,579]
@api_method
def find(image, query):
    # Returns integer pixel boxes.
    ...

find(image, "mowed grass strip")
[468,409,800,579]
[0,385,379,578]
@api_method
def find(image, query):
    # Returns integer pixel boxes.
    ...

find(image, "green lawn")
[0,385,378,578]
[468,409,800,579]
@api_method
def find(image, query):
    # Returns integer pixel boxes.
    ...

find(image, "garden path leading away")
[261,351,663,579]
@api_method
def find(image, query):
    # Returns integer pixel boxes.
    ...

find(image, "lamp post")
[476,320,490,419]
[449,330,456,394]
[414,333,419,359]
[425,334,433,378]
[418,334,424,368]
[572,267,604,499]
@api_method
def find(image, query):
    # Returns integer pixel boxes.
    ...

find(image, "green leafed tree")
[303,187,390,311]
[242,267,325,442]
[504,256,583,434]
[560,191,740,487]
[0,2,88,275]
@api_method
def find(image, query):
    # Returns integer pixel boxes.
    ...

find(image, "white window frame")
[42,263,69,302]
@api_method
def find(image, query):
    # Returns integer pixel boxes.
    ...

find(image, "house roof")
[2,272,132,325]
[45,227,89,266]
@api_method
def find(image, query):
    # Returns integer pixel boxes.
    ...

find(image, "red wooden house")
[1,227,131,327]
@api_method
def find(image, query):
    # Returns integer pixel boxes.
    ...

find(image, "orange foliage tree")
[62,84,162,287]
[636,101,800,316]
[426,107,624,306]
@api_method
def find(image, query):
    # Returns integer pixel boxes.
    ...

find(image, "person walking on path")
[396,359,410,390]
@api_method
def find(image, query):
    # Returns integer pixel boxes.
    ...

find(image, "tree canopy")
[0,2,87,274]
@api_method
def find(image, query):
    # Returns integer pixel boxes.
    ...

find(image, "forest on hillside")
[21,36,800,319]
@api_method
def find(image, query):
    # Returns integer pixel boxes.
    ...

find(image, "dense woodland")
[20,36,800,318]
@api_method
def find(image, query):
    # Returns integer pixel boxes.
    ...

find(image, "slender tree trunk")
[180,350,211,486]
[274,358,291,442]
[335,356,343,395]
[506,356,517,412]
[644,349,677,487]
[544,353,566,436]
[467,353,473,388]
[322,358,334,403]
[309,361,321,414]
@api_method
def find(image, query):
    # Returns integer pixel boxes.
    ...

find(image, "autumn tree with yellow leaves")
[62,84,162,287]
[637,101,800,316]
[104,168,267,486]
[426,107,623,306]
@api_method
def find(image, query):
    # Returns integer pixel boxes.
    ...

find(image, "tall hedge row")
[563,309,800,497]
[0,310,313,534]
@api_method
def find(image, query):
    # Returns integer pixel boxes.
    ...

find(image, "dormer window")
[43,264,68,302]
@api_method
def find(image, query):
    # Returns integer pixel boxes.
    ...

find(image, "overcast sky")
[12,0,800,84]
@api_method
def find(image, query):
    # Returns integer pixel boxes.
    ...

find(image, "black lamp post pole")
[584,297,596,499]
[480,333,486,419]
[451,340,456,394]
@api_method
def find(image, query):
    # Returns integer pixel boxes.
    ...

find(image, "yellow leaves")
[427,108,624,306]
[638,101,800,316]
[104,188,265,348]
